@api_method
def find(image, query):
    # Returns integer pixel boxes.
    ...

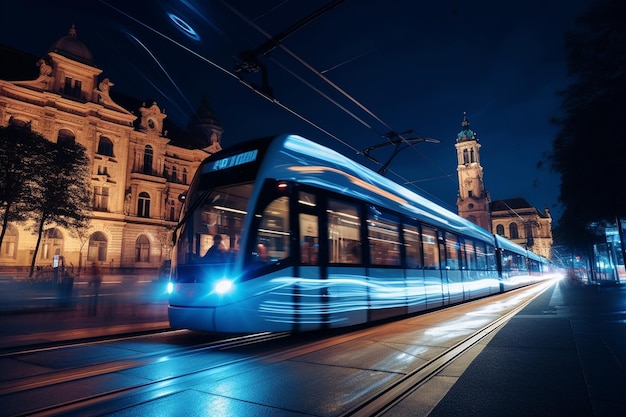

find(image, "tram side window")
[403,223,423,268]
[501,250,526,272]
[298,191,318,265]
[422,226,439,269]
[255,196,290,264]
[475,241,488,270]
[486,244,497,270]
[444,233,460,270]
[463,239,477,270]
[300,214,319,265]
[368,208,401,266]
[328,199,361,264]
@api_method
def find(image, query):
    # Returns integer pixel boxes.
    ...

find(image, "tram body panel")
[445,269,464,304]
[406,270,427,314]
[367,267,408,322]
[424,269,445,310]
[325,266,369,328]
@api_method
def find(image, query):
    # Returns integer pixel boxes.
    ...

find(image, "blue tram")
[167,134,551,333]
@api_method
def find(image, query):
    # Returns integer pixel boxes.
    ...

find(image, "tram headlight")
[166,281,174,294]
[214,278,234,295]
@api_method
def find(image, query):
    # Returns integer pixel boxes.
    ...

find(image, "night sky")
[0,0,594,223]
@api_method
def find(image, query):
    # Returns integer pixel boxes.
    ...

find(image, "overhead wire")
[216,0,459,207]
[98,0,458,211]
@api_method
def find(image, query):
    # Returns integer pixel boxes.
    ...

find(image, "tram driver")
[204,235,225,261]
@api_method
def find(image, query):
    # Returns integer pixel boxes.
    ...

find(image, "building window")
[87,232,108,262]
[143,145,153,175]
[97,136,114,156]
[8,116,30,128]
[93,186,109,211]
[463,149,469,164]
[0,224,18,259]
[57,129,75,146]
[64,77,72,94]
[135,235,150,262]
[62,77,82,98]
[171,165,178,182]
[182,168,188,184]
[509,223,519,239]
[137,192,151,217]
[41,228,64,260]
[496,224,505,236]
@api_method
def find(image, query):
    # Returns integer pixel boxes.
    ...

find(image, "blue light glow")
[166,281,174,294]
[214,278,234,295]
[167,13,200,41]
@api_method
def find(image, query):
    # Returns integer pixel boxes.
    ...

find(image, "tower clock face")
[464,178,473,187]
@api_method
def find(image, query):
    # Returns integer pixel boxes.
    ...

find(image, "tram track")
[341,281,552,417]
[3,281,555,417]
[0,330,287,397]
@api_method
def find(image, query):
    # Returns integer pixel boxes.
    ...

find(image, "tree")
[550,0,626,242]
[25,139,92,277]
[0,125,49,249]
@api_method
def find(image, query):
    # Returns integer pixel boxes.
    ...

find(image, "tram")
[167,134,550,333]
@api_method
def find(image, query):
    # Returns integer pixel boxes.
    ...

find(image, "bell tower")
[455,113,491,231]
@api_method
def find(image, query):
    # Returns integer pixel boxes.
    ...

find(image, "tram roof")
[258,134,497,244]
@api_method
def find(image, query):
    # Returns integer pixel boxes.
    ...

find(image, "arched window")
[8,117,30,129]
[171,166,178,182]
[462,149,469,164]
[496,224,505,236]
[0,224,18,259]
[97,136,114,156]
[57,129,75,146]
[138,192,151,217]
[509,223,519,239]
[135,234,150,262]
[470,148,475,163]
[41,228,64,260]
[182,168,188,185]
[87,232,108,262]
[143,145,153,175]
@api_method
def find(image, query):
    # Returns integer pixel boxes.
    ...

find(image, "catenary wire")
[97,0,457,210]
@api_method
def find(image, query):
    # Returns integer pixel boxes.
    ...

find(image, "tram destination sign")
[204,149,258,173]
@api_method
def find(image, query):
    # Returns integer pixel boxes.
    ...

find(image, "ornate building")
[0,25,222,272]
[491,198,553,260]
[454,114,553,259]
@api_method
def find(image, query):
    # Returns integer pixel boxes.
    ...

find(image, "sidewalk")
[425,278,626,417]
[0,278,170,350]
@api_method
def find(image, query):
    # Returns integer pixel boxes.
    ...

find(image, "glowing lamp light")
[167,13,200,41]
[166,281,174,294]
[214,278,234,295]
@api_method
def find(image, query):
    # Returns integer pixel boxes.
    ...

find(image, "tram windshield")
[176,183,252,266]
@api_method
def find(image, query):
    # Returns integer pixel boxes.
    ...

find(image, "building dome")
[456,112,478,143]
[48,24,94,65]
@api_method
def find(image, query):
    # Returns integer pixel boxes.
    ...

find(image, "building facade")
[490,198,553,259]
[0,26,222,273]
[454,114,553,259]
